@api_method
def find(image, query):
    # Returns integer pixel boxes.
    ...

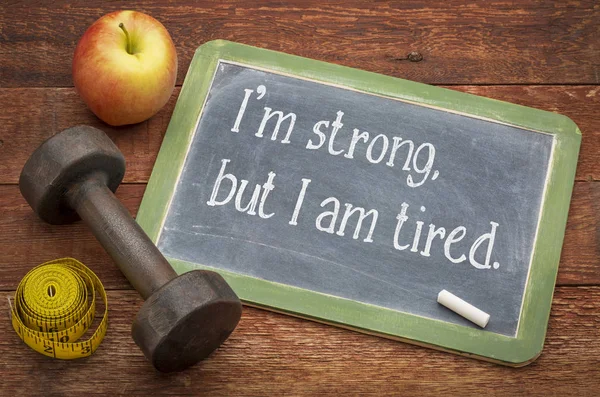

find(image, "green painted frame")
[136,40,581,366]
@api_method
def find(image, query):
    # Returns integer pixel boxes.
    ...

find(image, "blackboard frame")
[137,40,581,366]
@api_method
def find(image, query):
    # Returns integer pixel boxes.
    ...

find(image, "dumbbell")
[19,125,242,372]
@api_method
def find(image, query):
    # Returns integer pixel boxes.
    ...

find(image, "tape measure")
[10,258,108,359]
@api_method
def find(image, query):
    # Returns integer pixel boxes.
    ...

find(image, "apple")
[72,10,177,126]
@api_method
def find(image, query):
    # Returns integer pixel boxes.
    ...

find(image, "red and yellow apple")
[73,10,177,126]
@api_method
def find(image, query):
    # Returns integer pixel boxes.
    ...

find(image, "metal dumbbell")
[19,125,242,372]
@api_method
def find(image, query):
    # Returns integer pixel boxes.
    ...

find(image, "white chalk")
[437,290,490,328]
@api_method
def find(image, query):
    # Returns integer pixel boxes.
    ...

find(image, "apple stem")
[119,23,133,55]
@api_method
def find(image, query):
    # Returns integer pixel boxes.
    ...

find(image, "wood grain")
[1,85,598,185]
[1,287,599,396]
[1,1,599,394]
[1,1,599,87]
[0,180,597,291]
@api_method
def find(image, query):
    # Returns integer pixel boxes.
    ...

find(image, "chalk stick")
[437,290,490,328]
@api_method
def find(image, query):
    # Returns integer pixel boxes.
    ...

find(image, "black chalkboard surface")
[137,41,581,365]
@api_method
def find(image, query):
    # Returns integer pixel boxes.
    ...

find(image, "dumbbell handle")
[66,172,176,300]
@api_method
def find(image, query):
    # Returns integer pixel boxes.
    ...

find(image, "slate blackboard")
[137,41,581,365]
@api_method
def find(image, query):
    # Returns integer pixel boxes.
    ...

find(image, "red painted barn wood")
[0,0,598,395]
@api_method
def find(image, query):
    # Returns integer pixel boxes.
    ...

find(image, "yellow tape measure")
[10,258,108,359]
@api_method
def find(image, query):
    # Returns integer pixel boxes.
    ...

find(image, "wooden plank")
[1,287,599,396]
[0,181,597,291]
[456,85,599,183]
[0,85,598,184]
[1,1,599,87]
[0,88,177,185]
[0,184,135,291]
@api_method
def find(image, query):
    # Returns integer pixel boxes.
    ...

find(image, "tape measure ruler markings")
[10,258,108,359]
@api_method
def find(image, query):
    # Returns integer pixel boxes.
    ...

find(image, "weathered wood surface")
[1,181,598,290]
[1,0,599,395]
[1,287,599,396]
[1,85,598,184]
[1,1,599,87]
